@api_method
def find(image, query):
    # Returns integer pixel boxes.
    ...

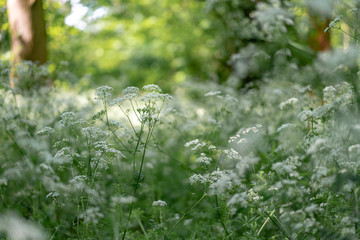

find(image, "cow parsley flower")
[95,85,113,100]
[142,84,162,92]
[80,207,104,224]
[204,91,221,97]
[184,139,206,151]
[152,200,167,207]
[189,174,208,184]
[348,144,360,153]
[195,153,212,165]
[279,97,298,110]
[36,127,55,136]
[277,123,295,132]
[122,86,139,95]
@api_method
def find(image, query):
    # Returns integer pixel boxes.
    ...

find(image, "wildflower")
[80,207,104,224]
[323,86,336,103]
[59,112,76,128]
[36,127,55,136]
[142,84,162,92]
[348,144,360,153]
[209,169,235,195]
[0,213,46,240]
[279,97,298,110]
[189,174,208,184]
[122,86,139,95]
[247,188,261,201]
[152,200,167,207]
[195,153,212,165]
[95,85,113,100]
[204,91,221,97]
[229,124,262,143]
[224,148,241,160]
[276,123,295,132]
[184,139,206,151]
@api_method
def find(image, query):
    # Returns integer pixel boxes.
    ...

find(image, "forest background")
[1,0,360,239]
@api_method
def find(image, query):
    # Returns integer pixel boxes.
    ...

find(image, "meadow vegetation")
[1,0,360,239]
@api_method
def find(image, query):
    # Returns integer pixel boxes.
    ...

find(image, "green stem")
[215,195,232,240]
[104,100,131,152]
[121,126,154,240]
[165,193,207,239]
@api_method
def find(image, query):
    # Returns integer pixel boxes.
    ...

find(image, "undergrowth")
[1,1,360,239]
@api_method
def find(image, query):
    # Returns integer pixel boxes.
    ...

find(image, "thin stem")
[121,125,154,240]
[103,100,131,152]
[215,195,232,240]
[353,187,359,236]
[132,124,144,173]
[166,193,207,239]
[338,27,360,41]
[130,99,141,122]
[134,212,149,239]
[257,209,275,235]
[264,210,293,240]
[4,126,26,156]
[119,105,139,138]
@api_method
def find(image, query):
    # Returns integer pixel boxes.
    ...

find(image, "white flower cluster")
[143,84,162,92]
[111,195,136,206]
[195,153,212,165]
[204,91,221,97]
[348,144,360,153]
[251,0,293,35]
[229,124,262,143]
[276,123,295,132]
[81,127,107,140]
[95,85,113,100]
[224,148,241,160]
[80,207,104,224]
[184,139,206,151]
[272,156,301,178]
[152,200,167,207]
[36,127,55,136]
[279,97,298,110]
[189,169,235,195]
[323,86,336,103]
[0,213,46,240]
[94,141,125,159]
[247,188,262,202]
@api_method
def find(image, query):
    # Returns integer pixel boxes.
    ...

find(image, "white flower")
[279,97,298,110]
[307,138,327,154]
[36,127,55,136]
[189,174,208,184]
[247,188,261,201]
[195,153,212,165]
[142,84,162,92]
[276,123,295,132]
[348,144,360,153]
[95,85,113,100]
[0,213,46,240]
[80,207,104,224]
[122,86,139,95]
[111,195,136,206]
[184,139,206,151]
[224,148,241,160]
[152,200,167,207]
[204,91,221,97]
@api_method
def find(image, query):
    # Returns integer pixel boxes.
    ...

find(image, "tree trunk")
[308,16,331,52]
[7,0,47,88]
[7,0,46,63]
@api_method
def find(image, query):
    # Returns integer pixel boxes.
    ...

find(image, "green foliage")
[2,0,360,239]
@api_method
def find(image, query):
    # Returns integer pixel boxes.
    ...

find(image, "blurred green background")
[0,0,358,92]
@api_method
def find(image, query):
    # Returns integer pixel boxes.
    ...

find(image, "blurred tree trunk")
[7,0,47,87]
[308,16,331,52]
